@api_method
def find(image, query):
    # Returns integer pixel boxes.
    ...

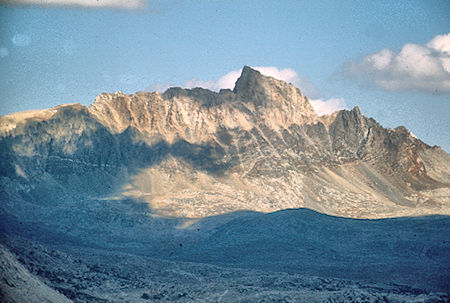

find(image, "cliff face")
[1,66,449,219]
[88,66,318,142]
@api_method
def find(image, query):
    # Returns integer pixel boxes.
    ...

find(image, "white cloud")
[183,66,320,98]
[0,0,145,9]
[11,34,31,47]
[309,98,347,116]
[184,69,242,92]
[342,33,450,94]
[427,33,450,55]
[0,47,8,58]
[148,82,172,92]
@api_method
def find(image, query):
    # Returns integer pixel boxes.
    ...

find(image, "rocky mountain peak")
[233,66,309,104]
[85,66,320,140]
[1,66,448,219]
[233,66,263,95]
[232,66,319,125]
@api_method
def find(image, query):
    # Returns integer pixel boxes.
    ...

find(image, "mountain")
[1,66,449,302]
[1,66,449,219]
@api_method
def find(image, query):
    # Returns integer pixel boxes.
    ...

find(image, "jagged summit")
[233,66,312,107]
[234,65,292,92]
[0,66,449,219]
[86,66,318,139]
[1,66,317,137]
[233,65,264,95]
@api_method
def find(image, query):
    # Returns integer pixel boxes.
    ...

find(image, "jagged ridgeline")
[0,66,449,219]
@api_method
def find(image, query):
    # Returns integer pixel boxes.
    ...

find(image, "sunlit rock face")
[88,66,318,142]
[1,66,449,219]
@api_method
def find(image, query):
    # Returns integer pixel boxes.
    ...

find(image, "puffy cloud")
[427,33,450,55]
[309,98,347,116]
[148,82,172,92]
[342,33,450,94]
[183,66,320,98]
[0,0,145,10]
[0,48,8,58]
[11,34,31,47]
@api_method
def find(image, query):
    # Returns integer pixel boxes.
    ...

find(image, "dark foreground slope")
[183,209,450,291]
[1,208,449,302]
[1,239,448,303]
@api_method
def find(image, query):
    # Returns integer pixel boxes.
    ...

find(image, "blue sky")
[0,0,449,150]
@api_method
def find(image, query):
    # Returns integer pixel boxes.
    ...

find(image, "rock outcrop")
[0,66,449,219]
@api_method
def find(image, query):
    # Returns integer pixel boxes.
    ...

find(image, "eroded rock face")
[0,66,449,219]
[88,66,318,143]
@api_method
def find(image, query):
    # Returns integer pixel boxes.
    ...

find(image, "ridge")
[1,66,448,219]
[88,66,319,139]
